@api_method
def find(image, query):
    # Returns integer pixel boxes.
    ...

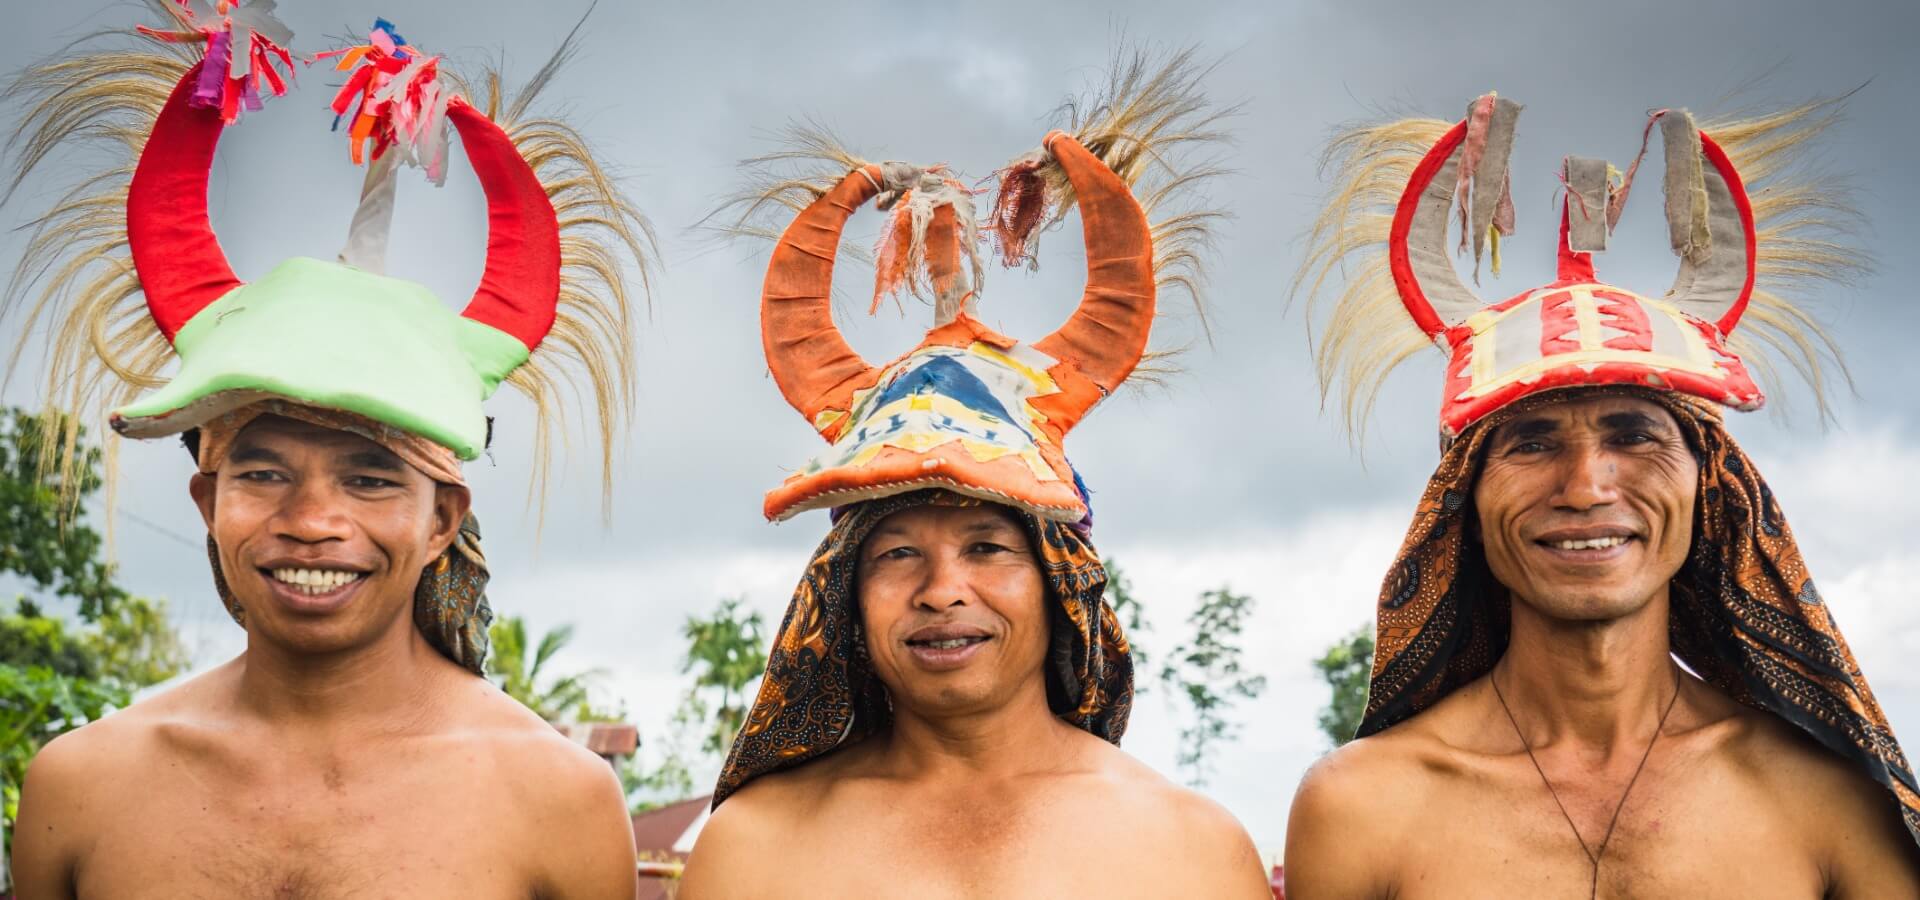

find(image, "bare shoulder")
[1072,738,1270,896]
[1716,702,1920,885]
[1284,724,1441,900]
[30,658,241,783]
[679,764,826,898]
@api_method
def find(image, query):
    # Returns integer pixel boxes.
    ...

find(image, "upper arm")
[1282,751,1393,900]
[13,731,97,900]
[678,791,780,900]
[529,750,638,900]
[1169,790,1273,899]
[1820,775,1920,898]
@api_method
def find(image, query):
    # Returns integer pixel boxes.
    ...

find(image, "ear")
[189,472,217,531]
[428,483,473,559]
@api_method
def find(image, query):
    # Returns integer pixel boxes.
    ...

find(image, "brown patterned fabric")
[195,399,465,486]
[1358,387,1920,849]
[209,512,495,675]
[712,488,1132,808]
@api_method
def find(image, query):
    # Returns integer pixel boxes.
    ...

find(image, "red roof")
[552,721,640,757]
[632,794,710,856]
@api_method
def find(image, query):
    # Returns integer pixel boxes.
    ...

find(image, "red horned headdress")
[1296,92,1864,441]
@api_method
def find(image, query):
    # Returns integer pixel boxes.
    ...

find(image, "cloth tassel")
[985,153,1052,269]
[138,0,297,125]
[315,19,452,180]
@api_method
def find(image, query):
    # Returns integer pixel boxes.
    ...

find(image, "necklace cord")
[1491,666,1682,898]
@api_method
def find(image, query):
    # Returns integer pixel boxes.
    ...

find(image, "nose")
[271,477,352,544]
[1551,440,1620,511]
[911,548,972,611]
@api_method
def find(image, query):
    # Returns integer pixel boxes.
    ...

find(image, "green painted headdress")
[5,2,651,512]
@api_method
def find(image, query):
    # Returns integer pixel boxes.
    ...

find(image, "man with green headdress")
[6,9,649,898]
[678,52,1270,899]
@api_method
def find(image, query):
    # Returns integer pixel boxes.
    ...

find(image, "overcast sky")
[3,0,1916,857]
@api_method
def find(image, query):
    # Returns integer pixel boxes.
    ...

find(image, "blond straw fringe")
[1703,97,1867,424]
[454,29,657,527]
[1289,117,1452,445]
[2,7,196,524]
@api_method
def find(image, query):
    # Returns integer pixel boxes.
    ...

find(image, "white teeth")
[269,568,364,596]
[1551,536,1628,551]
[916,637,984,650]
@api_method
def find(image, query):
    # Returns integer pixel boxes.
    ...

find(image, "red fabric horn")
[447,98,561,350]
[127,64,243,342]
[762,167,882,435]
[1032,131,1154,398]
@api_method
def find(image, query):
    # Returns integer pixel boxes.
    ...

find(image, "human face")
[1472,392,1698,622]
[855,503,1051,718]
[189,415,468,657]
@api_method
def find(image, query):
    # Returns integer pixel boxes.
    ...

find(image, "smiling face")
[855,503,1052,719]
[1472,391,1698,622]
[189,415,468,657]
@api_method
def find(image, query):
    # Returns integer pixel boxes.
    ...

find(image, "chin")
[1516,587,1657,622]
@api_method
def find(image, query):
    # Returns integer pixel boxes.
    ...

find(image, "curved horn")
[1031,132,1154,396]
[762,166,881,435]
[1659,112,1756,334]
[127,63,242,342]
[447,98,562,350]
[1387,94,1522,337]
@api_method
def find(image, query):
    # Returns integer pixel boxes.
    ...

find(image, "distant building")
[630,794,710,900]
[553,721,640,765]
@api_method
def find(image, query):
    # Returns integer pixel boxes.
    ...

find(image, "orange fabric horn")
[762,166,884,435]
[1032,131,1155,405]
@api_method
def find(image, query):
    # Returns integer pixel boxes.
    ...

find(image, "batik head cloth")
[712,489,1133,807]
[1357,389,1919,850]
[7,5,650,513]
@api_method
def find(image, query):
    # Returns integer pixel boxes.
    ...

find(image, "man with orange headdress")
[677,53,1270,899]
[1285,94,1920,898]
[5,8,649,898]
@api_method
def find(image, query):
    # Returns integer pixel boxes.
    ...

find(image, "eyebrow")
[1599,411,1665,431]
[344,449,406,472]
[227,445,288,466]
[1497,417,1560,441]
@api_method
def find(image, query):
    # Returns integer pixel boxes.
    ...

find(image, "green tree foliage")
[0,408,190,883]
[1314,623,1374,748]
[679,597,767,755]
[1159,587,1268,788]
[0,409,126,620]
[624,597,770,811]
[485,616,606,722]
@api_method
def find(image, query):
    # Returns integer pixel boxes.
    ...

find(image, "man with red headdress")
[5,8,649,898]
[1284,93,1920,897]
[677,52,1270,898]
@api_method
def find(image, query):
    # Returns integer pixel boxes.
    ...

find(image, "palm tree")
[486,616,604,722]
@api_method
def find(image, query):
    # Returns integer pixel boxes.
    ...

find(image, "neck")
[1493,586,1678,751]
[877,676,1079,779]
[235,608,450,733]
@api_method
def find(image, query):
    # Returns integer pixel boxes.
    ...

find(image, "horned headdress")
[1297,91,1863,440]
[723,49,1227,526]
[5,2,651,511]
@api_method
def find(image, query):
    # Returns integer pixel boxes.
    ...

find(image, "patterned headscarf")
[197,400,494,673]
[713,489,1133,807]
[1359,386,1920,848]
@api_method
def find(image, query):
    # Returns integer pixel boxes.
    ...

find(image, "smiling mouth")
[263,567,367,596]
[908,636,991,651]
[1541,536,1632,551]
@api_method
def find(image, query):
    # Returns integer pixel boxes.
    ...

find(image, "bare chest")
[763,789,1187,900]
[75,746,535,900]
[1389,761,1824,899]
